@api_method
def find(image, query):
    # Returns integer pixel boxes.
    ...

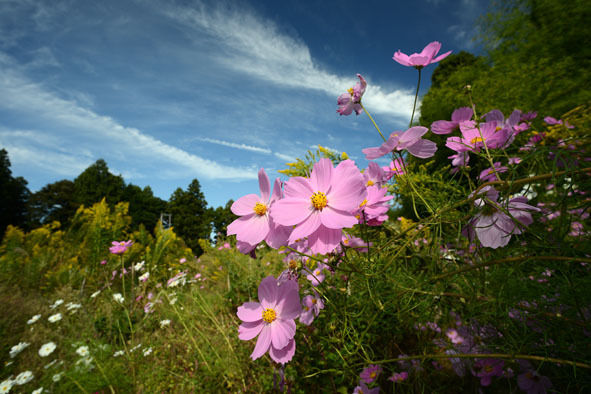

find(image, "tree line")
[0,150,236,255]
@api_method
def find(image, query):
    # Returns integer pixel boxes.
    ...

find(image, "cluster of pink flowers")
[228,159,392,257]
[109,240,133,254]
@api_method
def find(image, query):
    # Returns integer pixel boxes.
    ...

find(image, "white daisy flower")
[134,261,145,271]
[49,299,63,309]
[32,387,44,394]
[76,346,89,357]
[52,373,62,382]
[48,313,62,323]
[129,344,142,353]
[112,293,124,304]
[159,319,171,328]
[142,347,152,357]
[9,342,30,358]
[66,303,81,312]
[113,350,124,357]
[14,371,33,385]
[27,314,41,325]
[0,378,13,393]
[90,290,101,298]
[38,342,57,357]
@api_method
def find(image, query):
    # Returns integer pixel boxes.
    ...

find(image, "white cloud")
[0,52,257,181]
[161,1,415,121]
[197,137,272,154]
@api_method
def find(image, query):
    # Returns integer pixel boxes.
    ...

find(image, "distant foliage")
[0,149,30,237]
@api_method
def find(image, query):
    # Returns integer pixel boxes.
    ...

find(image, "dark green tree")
[168,179,211,255]
[122,184,167,231]
[209,199,237,242]
[0,149,30,237]
[73,159,125,207]
[27,179,77,227]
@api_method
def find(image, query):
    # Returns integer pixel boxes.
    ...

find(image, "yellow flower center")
[262,308,276,323]
[288,259,298,270]
[495,126,502,132]
[253,202,267,216]
[370,371,377,379]
[312,298,317,304]
[347,87,354,96]
[311,192,328,210]
[343,238,349,245]
[470,136,484,144]
[366,180,374,186]
[359,199,368,207]
[120,242,126,246]
[484,365,494,373]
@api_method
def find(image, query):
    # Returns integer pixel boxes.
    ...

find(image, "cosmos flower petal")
[270,319,296,350]
[288,212,322,243]
[237,302,264,322]
[269,338,296,364]
[238,320,264,340]
[271,198,312,226]
[231,194,262,216]
[250,324,272,360]
[309,158,333,193]
[258,276,279,309]
[258,168,271,203]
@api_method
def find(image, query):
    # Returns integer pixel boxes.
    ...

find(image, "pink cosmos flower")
[110,240,133,254]
[389,371,408,383]
[227,169,290,251]
[431,107,473,135]
[337,74,367,116]
[360,364,382,384]
[363,126,437,160]
[338,233,369,254]
[484,109,522,147]
[356,185,393,226]
[449,152,470,174]
[465,187,540,249]
[363,161,388,187]
[473,358,504,386]
[446,121,509,153]
[270,159,366,255]
[393,41,451,69]
[517,361,552,393]
[299,291,324,326]
[353,381,379,394]
[237,276,301,364]
[478,162,508,183]
[305,263,328,286]
[544,116,574,129]
[383,158,406,179]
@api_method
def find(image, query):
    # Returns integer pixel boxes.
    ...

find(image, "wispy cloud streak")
[161,1,415,120]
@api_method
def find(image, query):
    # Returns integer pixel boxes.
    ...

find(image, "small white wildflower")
[76,356,93,367]
[27,314,41,325]
[134,261,145,271]
[44,359,58,369]
[142,347,152,357]
[129,344,142,353]
[49,299,63,309]
[138,272,149,282]
[66,303,81,312]
[113,350,124,357]
[159,319,171,328]
[48,313,62,323]
[32,387,44,394]
[14,371,33,385]
[4,361,12,367]
[0,378,13,393]
[90,290,101,298]
[52,373,62,382]
[9,342,30,358]
[76,346,89,357]
[169,297,177,305]
[112,293,124,304]
[38,342,57,357]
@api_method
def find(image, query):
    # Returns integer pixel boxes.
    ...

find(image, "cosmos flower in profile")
[337,74,367,116]
[393,41,451,69]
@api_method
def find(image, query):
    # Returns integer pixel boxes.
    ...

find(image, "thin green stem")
[361,103,387,142]
[409,67,422,127]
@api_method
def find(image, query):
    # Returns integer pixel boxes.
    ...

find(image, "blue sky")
[0,0,489,208]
